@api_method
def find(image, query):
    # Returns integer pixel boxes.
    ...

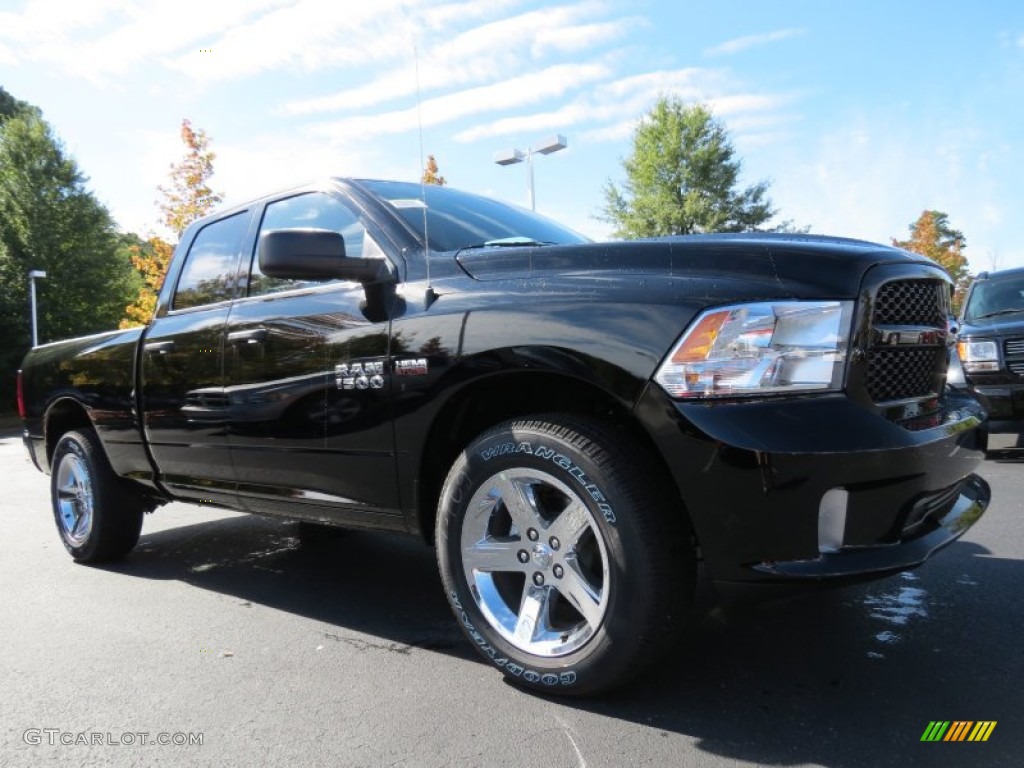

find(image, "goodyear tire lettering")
[452,594,579,686]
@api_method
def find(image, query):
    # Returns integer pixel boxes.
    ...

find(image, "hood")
[455,234,935,298]
[959,312,1024,336]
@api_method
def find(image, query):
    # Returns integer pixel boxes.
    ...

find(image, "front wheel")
[436,415,694,695]
[51,429,145,563]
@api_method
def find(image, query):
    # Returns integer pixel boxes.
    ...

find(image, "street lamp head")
[493,134,569,211]
[28,270,47,279]
[493,148,525,166]
[532,134,567,155]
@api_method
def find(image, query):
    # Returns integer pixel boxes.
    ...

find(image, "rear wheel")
[51,429,145,563]
[436,415,694,695]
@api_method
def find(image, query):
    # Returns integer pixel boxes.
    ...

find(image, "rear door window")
[173,211,250,310]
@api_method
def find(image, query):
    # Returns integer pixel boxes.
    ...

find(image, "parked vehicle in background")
[18,178,991,695]
[954,267,1024,452]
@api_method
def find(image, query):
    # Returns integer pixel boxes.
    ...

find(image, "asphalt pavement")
[0,427,1020,767]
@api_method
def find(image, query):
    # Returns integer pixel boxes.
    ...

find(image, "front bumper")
[635,385,990,585]
[967,380,1024,421]
[751,473,988,580]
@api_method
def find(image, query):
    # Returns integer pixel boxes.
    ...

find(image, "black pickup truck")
[19,178,990,695]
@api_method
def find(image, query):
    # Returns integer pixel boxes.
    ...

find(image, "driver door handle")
[144,340,175,354]
[227,329,268,345]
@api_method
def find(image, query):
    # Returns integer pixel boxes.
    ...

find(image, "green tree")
[421,154,447,186]
[601,98,779,238]
[0,104,139,409]
[893,210,970,309]
[122,118,222,326]
[0,85,34,122]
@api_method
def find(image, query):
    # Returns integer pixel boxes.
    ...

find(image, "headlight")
[957,340,999,372]
[654,301,852,399]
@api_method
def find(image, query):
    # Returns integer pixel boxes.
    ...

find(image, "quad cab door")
[224,189,404,530]
[139,209,254,506]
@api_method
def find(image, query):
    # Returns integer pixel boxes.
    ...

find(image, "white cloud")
[596,67,720,99]
[453,67,792,144]
[0,0,291,83]
[0,42,16,66]
[437,0,608,58]
[166,0,417,83]
[417,0,523,30]
[284,1,619,115]
[530,18,645,57]
[312,62,612,142]
[704,28,806,57]
[0,0,124,41]
[456,103,592,143]
[283,58,510,116]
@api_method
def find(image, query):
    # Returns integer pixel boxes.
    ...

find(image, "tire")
[436,414,695,696]
[50,429,145,563]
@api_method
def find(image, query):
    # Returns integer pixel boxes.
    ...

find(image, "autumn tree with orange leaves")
[121,119,222,327]
[893,210,970,310]
[421,154,447,186]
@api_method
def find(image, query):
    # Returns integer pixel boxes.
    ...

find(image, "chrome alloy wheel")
[55,452,94,547]
[460,468,610,657]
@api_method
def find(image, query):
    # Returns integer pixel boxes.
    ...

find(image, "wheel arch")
[414,371,692,545]
[43,397,94,470]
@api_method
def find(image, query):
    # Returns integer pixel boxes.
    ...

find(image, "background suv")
[954,267,1024,451]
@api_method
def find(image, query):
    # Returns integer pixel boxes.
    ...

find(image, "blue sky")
[1,0,1022,271]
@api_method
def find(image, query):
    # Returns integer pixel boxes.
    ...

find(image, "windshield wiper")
[975,308,1024,320]
[457,237,556,252]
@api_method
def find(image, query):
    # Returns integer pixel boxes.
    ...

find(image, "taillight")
[16,369,26,419]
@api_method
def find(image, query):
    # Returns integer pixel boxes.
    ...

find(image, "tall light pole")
[493,134,568,210]
[28,269,46,347]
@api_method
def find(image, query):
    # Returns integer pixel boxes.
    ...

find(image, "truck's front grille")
[873,279,948,327]
[865,279,949,403]
[1005,338,1024,357]
[866,348,942,402]
[1005,339,1024,378]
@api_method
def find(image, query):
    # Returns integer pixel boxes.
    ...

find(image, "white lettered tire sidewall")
[437,417,680,695]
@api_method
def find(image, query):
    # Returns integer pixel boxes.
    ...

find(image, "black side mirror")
[258,229,389,284]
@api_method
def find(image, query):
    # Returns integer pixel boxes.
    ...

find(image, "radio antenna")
[400,3,434,304]
[412,40,431,296]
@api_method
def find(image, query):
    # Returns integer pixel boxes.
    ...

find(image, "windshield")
[964,275,1024,321]
[357,180,590,252]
